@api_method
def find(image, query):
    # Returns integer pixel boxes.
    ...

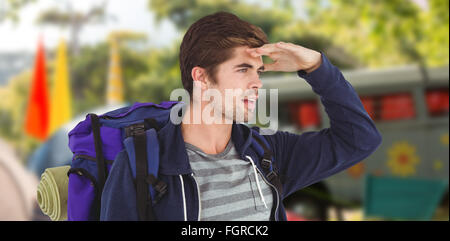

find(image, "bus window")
[288,100,320,129]
[425,88,449,117]
[360,96,376,120]
[380,93,416,121]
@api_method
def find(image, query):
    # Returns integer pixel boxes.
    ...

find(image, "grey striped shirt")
[185,140,273,221]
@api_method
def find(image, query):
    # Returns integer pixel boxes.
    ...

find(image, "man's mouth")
[243,96,257,111]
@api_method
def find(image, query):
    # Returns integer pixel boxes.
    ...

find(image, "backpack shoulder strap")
[123,118,167,221]
[89,114,108,199]
[251,129,283,195]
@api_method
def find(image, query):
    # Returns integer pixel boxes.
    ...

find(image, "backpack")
[66,101,282,221]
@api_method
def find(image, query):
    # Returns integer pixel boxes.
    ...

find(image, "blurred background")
[0,0,448,221]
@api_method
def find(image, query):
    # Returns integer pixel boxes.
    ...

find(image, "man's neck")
[181,102,232,155]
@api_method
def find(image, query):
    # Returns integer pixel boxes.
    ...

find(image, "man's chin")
[223,106,256,123]
[234,112,255,123]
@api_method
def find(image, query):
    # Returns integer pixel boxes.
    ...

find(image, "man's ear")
[191,66,209,90]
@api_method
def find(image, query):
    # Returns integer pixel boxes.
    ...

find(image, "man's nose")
[250,74,263,90]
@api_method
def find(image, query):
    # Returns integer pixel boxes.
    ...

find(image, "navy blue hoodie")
[100,53,382,221]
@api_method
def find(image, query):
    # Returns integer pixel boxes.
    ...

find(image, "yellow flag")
[106,38,124,105]
[49,38,72,135]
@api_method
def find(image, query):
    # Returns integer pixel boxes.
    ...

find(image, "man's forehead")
[228,46,263,64]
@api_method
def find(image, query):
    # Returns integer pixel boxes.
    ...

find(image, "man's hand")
[246,42,322,73]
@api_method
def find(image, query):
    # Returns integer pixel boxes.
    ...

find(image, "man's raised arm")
[248,43,382,198]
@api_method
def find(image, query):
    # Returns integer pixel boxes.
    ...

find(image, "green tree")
[305,0,449,69]
[148,0,360,70]
[0,0,36,23]
[129,42,183,103]
[150,0,294,42]
[35,0,111,56]
[71,40,149,114]
[0,70,40,162]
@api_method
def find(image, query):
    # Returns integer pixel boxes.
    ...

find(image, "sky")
[0,0,180,52]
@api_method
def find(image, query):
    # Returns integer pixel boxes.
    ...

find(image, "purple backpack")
[67,101,180,221]
[66,100,282,221]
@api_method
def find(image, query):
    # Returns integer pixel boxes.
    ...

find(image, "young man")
[100,11,382,221]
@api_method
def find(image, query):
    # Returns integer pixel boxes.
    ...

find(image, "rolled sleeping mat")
[37,166,70,221]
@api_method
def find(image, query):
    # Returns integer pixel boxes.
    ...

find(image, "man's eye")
[238,69,247,73]
[257,71,263,76]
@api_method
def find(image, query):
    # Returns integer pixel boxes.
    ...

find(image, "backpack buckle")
[153,181,167,204]
[261,158,272,170]
[154,180,167,195]
[125,123,146,137]
[266,171,278,181]
[146,175,167,204]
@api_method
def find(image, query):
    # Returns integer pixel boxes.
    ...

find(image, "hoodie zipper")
[256,167,280,221]
[246,156,268,209]
[191,173,201,221]
[245,156,280,221]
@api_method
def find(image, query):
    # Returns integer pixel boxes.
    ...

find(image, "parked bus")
[261,64,449,220]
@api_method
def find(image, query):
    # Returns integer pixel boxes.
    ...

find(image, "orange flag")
[24,37,50,141]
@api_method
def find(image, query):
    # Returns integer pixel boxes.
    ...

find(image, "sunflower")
[347,162,365,179]
[387,141,420,177]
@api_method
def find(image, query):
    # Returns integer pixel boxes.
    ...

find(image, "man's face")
[207,46,264,123]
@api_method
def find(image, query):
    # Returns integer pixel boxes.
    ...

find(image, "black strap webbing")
[89,114,108,193]
[146,174,168,204]
[133,128,156,221]
[253,135,283,195]
[253,135,273,160]
[144,118,160,131]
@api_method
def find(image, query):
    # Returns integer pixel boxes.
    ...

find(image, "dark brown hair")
[179,11,268,96]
